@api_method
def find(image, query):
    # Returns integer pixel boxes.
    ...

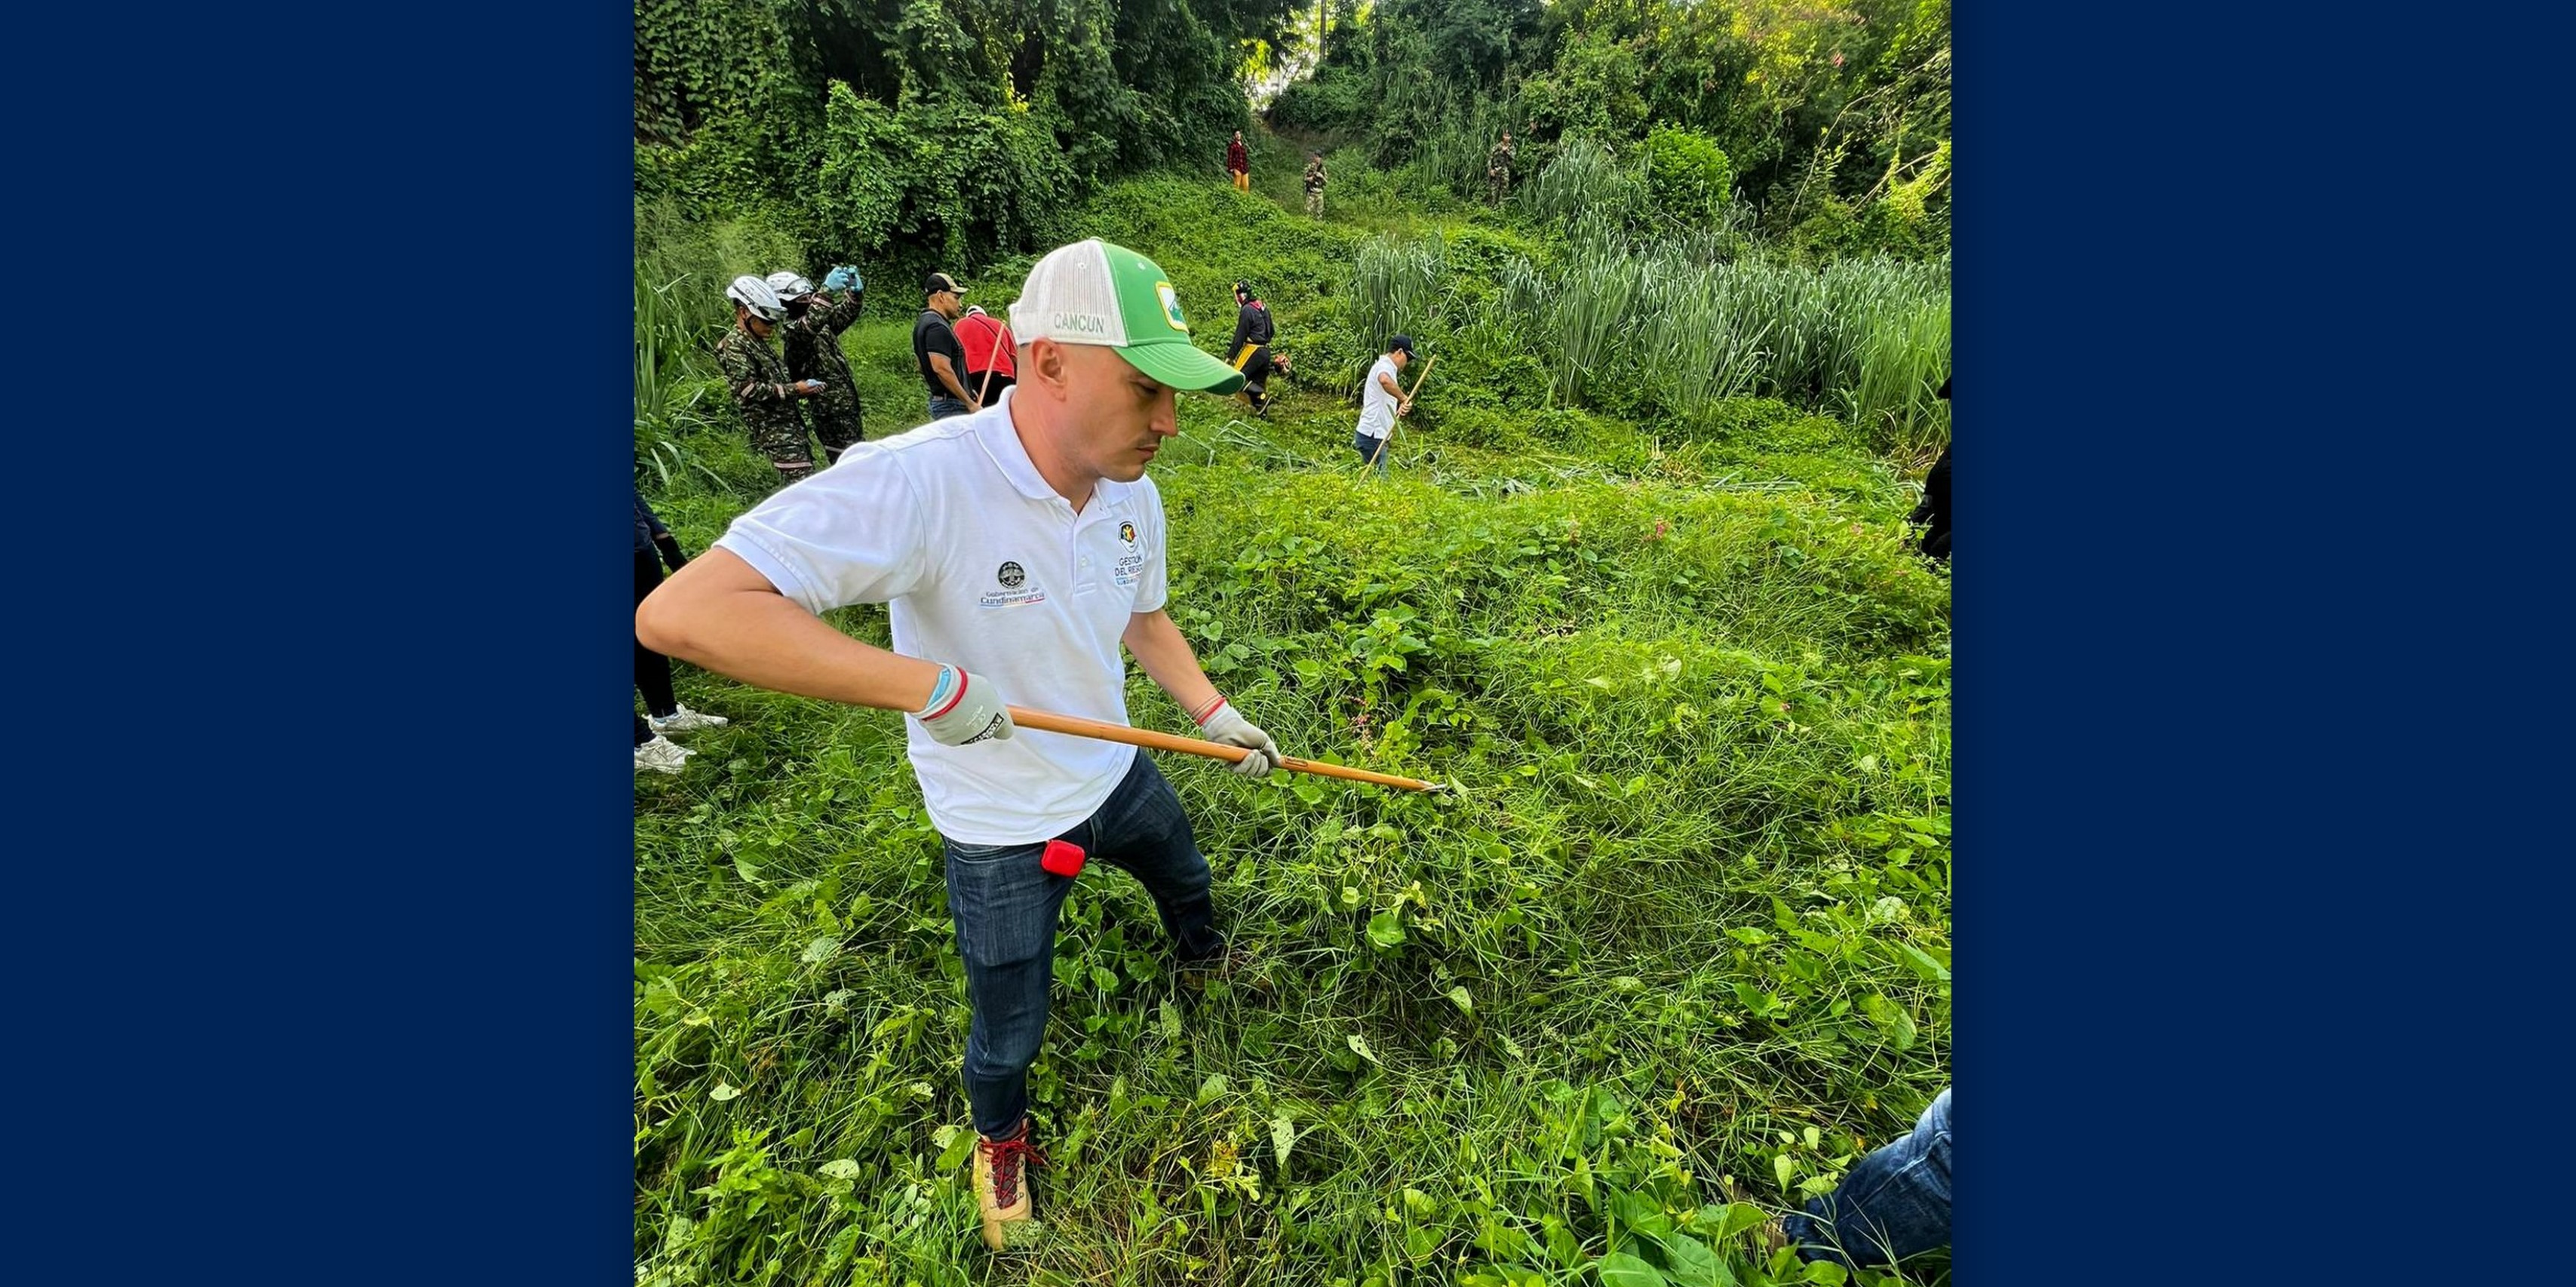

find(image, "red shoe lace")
[979,1124,1048,1208]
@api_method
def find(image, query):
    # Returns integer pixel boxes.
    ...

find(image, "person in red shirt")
[1225,130,1249,192]
[953,305,1019,404]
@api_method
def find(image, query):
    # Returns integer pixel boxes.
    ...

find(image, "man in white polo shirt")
[635,238,1282,1252]
[1354,333,1414,473]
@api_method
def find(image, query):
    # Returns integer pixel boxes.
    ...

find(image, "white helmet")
[726,275,785,321]
[765,271,815,300]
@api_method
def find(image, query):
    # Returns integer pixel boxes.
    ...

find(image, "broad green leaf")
[708,1082,740,1101]
[1773,1152,1795,1190]
[1657,1232,1726,1287]
[1347,1033,1380,1064]
[1091,966,1119,994]
[1888,941,1951,982]
[818,1159,861,1181]
[1271,1114,1297,1169]
[1598,1252,1669,1287]
[1447,985,1474,1015]
[1367,911,1406,949]
[1196,1073,1230,1106]
[800,934,839,964]
[1718,1203,1768,1239]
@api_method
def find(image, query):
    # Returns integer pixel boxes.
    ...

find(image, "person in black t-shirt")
[914,271,977,419]
[1225,280,1279,413]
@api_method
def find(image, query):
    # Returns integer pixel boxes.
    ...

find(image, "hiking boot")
[634,735,694,775]
[972,1117,1046,1252]
[649,703,729,735]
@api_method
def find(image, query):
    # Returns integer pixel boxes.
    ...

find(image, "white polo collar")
[971,387,1131,516]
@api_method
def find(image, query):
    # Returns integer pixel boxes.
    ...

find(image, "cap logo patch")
[1156,282,1189,331]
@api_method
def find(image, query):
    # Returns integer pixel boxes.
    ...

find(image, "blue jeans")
[1785,1086,1951,1267]
[942,751,1222,1136]
[929,395,972,420]
[1352,431,1389,473]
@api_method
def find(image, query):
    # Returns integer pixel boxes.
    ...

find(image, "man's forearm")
[1122,610,1220,720]
[929,355,972,402]
[637,549,942,711]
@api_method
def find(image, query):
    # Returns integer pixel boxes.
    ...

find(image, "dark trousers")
[634,711,653,748]
[968,373,1014,404]
[928,395,972,420]
[634,550,677,717]
[1231,345,1273,410]
[942,752,1222,1135]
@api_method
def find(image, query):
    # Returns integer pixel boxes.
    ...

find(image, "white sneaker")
[634,735,695,775]
[650,704,729,735]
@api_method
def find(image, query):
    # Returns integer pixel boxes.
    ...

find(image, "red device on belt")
[1042,839,1086,877]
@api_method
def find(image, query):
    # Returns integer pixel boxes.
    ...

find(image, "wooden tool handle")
[1006,705,1444,793]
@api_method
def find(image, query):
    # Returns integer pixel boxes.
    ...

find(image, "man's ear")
[1024,339,1061,393]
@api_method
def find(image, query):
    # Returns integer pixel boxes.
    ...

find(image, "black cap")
[924,272,965,296]
[1233,279,1251,297]
[1388,334,1416,355]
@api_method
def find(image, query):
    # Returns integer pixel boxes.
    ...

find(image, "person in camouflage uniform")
[1487,130,1515,204]
[775,266,867,463]
[1303,152,1327,218]
[715,275,824,487]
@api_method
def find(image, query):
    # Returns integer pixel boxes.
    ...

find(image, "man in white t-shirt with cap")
[637,238,1282,1252]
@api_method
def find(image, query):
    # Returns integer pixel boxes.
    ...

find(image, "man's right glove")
[912,664,1015,746]
[1196,699,1281,776]
[824,266,861,293]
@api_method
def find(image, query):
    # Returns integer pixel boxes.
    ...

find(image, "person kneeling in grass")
[637,239,1283,1253]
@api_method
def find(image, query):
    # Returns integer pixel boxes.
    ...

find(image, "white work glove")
[912,664,1015,746]
[1197,699,1279,776]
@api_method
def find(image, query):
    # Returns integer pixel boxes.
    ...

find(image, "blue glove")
[824,266,861,293]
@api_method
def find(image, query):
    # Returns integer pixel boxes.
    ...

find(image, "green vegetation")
[637,5,1948,1284]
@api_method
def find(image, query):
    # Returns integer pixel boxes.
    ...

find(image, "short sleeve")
[714,447,930,613]
[1131,479,1170,615]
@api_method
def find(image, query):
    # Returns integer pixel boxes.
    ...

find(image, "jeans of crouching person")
[1782,1087,1951,1268]
[942,751,1222,1136]
[929,394,973,421]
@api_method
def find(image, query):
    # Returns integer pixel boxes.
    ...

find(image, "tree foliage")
[636,0,1303,266]
[1267,0,1949,253]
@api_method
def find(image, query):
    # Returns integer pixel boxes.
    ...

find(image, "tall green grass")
[1340,232,1452,376]
[1518,137,1644,230]
[1481,226,1948,449]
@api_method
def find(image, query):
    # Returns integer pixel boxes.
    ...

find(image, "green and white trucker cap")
[1007,239,1246,395]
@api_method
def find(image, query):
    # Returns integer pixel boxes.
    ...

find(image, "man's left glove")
[823,266,861,293]
[1196,699,1280,776]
